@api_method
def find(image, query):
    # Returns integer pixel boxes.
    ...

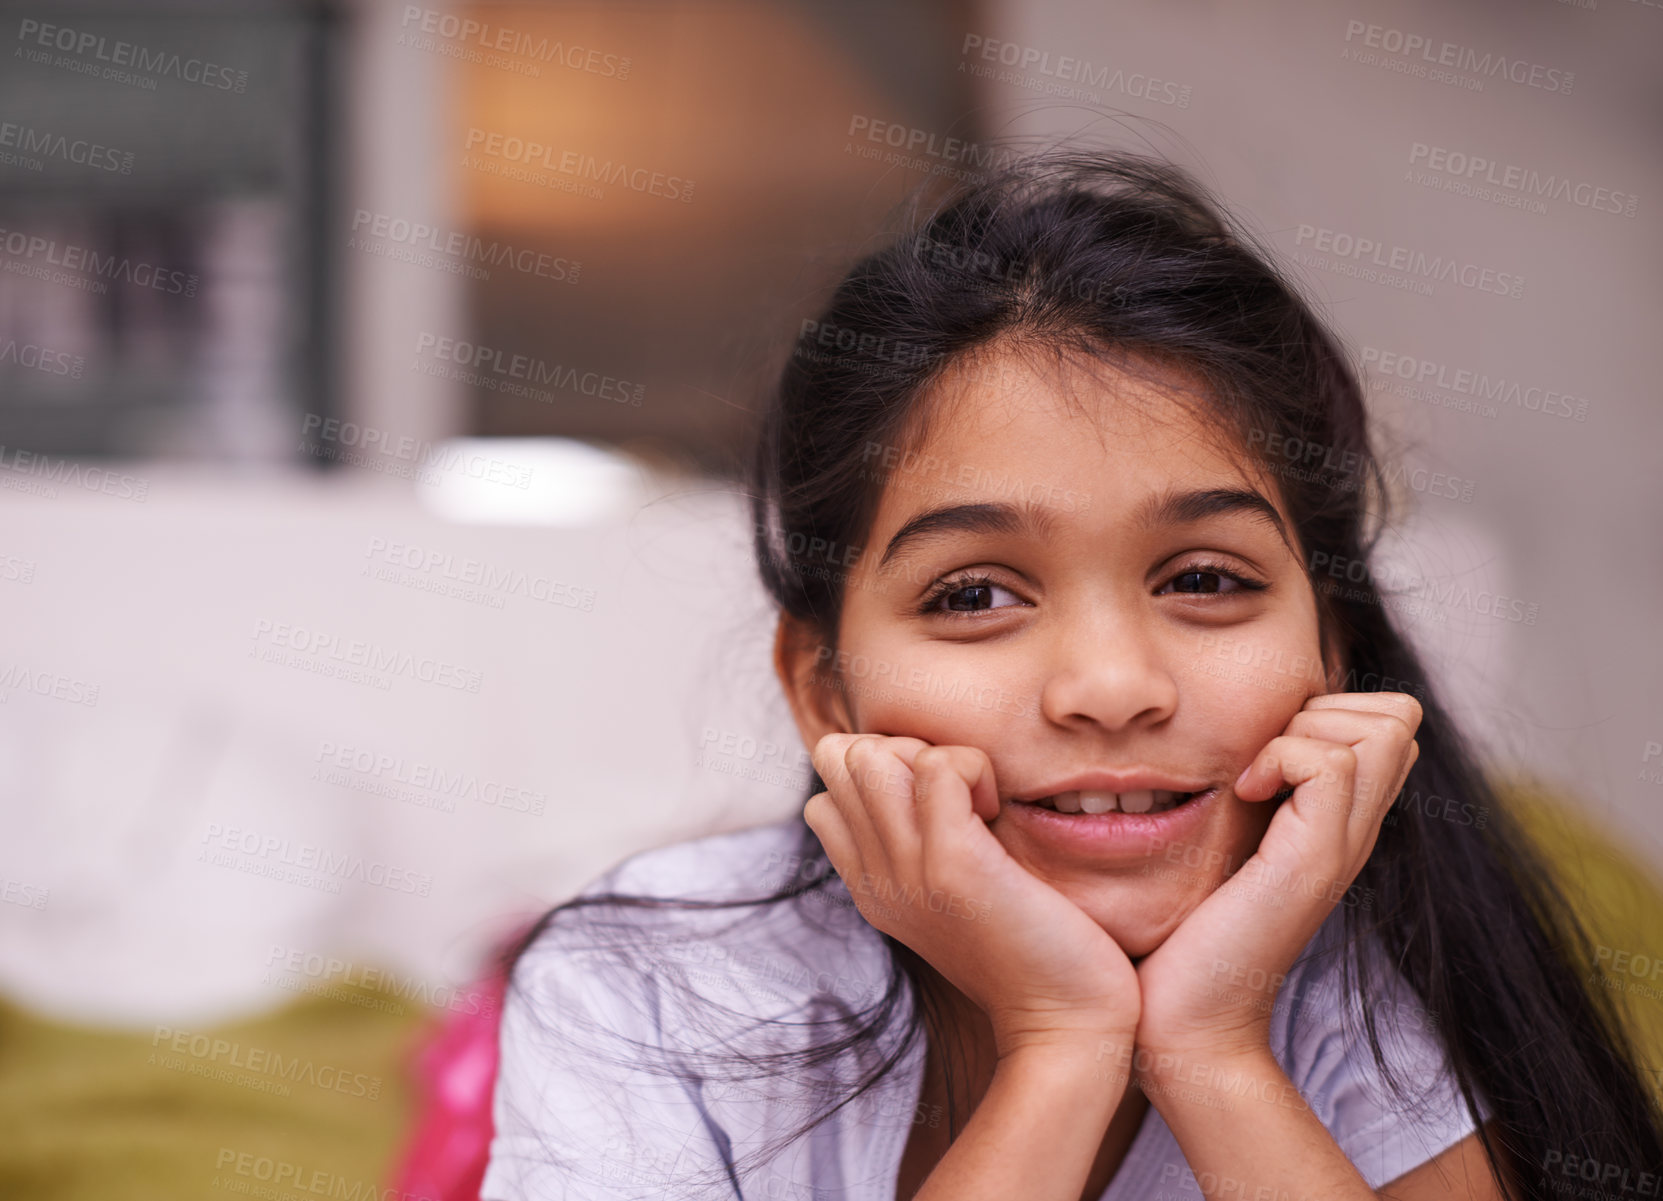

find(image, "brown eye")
[948,584,994,610]
[1173,571,1228,593]
[923,577,1023,615]
[1155,563,1265,596]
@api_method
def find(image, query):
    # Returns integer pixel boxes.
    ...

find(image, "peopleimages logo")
[463,129,693,202]
[1341,20,1574,94]
[299,413,535,490]
[413,333,642,407]
[14,19,249,92]
[314,739,548,816]
[0,446,148,501]
[199,822,435,897]
[958,34,1192,108]
[0,224,198,296]
[0,121,134,173]
[0,337,84,378]
[1409,143,1638,219]
[364,535,597,612]
[0,661,99,706]
[1293,224,1523,299]
[398,6,632,79]
[151,1026,381,1099]
[265,943,498,1017]
[349,209,581,285]
[1360,346,1589,421]
[250,618,486,693]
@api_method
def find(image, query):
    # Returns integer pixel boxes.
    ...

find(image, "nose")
[1039,603,1178,731]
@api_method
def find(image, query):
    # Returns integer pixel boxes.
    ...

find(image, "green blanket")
[0,975,429,1201]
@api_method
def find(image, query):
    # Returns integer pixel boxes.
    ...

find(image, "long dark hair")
[499,149,1663,1199]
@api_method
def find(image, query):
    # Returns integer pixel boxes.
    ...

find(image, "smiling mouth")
[1012,788,1205,815]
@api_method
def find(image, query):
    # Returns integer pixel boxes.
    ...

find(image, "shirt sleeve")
[1270,935,1492,1190]
[480,926,745,1201]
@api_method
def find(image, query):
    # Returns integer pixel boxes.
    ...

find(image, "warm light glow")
[418,437,645,525]
[456,1,889,234]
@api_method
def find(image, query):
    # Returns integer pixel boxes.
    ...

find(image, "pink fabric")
[389,947,515,1201]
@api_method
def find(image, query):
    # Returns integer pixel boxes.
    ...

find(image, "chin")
[1070,878,1216,959]
[1106,921,1177,960]
[1092,914,1177,960]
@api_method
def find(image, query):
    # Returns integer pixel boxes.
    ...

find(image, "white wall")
[0,463,800,1026]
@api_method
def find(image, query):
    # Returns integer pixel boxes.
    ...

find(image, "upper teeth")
[1030,789,1189,814]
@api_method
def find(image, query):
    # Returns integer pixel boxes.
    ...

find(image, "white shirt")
[483,818,1484,1200]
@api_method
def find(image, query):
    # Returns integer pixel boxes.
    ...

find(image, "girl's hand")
[1131,692,1423,1065]
[806,732,1142,1059]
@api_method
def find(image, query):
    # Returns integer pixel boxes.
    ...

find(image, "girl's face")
[789,345,1334,958]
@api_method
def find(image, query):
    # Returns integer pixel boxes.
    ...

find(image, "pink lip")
[998,786,1221,861]
[1005,769,1213,803]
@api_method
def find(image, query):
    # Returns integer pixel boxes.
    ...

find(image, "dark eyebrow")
[1134,487,1290,546]
[875,486,1293,575]
[877,501,1055,573]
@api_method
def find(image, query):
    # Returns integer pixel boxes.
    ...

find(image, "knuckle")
[912,745,947,772]
[1370,710,1415,741]
[849,748,908,799]
[842,734,880,772]
[812,733,852,773]
[1321,744,1357,775]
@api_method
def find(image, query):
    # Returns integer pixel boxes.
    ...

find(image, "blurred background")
[0,0,1659,1197]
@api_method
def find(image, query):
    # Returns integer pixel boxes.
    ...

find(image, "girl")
[479,150,1663,1201]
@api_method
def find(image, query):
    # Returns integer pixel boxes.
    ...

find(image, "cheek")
[1179,668,1304,765]
[1177,630,1325,760]
[1174,633,1319,869]
[839,632,1028,742]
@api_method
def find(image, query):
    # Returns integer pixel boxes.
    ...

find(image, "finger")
[842,734,926,868]
[892,742,999,823]
[1280,707,1417,816]
[1302,690,1423,736]
[1264,715,1418,875]
[805,788,895,931]
[802,789,859,888]
[810,732,865,793]
[1391,740,1421,807]
[811,733,887,868]
[908,745,1000,882]
[1236,734,1357,868]
[1369,736,1419,837]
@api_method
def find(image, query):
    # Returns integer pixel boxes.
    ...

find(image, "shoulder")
[1270,909,1449,1084]
[1267,909,1488,1190]
[486,820,905,1199]
[512,817,886,1033]
[586,817,820,904]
